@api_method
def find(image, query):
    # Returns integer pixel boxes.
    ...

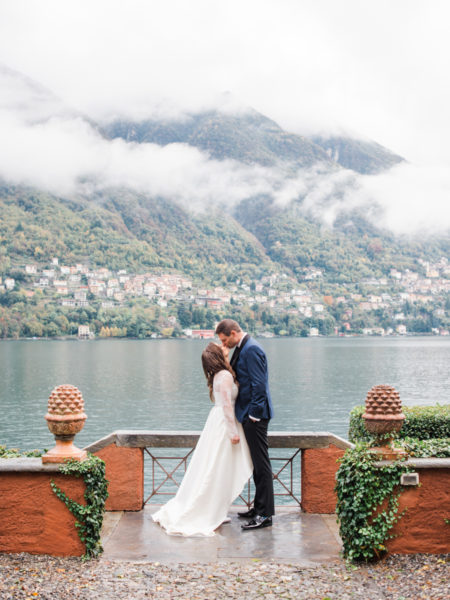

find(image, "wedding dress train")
[152,369,253,536]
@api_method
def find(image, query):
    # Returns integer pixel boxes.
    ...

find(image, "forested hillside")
[2,183,448,286]
[0,72,448,338]
[0,185,272,280]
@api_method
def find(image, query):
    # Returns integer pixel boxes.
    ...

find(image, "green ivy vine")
[51,454,109,560]
[335,442,411,563]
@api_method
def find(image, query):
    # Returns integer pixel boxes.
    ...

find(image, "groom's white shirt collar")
[237,332,247,348]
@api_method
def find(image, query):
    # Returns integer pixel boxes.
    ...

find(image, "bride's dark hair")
[201,342,237,401]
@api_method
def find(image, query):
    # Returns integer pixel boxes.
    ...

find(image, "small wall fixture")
[400,472,420,486]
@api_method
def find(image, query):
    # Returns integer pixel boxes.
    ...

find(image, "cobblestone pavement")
[0,553,448,599]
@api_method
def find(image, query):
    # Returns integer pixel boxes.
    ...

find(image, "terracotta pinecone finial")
[363,384,406,460]
[47,384,86,419]
[363,385,404,421]
[42,384,87,464]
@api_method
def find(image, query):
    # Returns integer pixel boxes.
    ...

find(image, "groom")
[216,319,274,530]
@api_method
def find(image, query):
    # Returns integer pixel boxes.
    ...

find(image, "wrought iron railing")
[85,430,353,509]
[143,446,302,507]
[144,447,194,504]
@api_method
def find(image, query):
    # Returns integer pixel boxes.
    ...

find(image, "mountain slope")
[104,109,405,175]
[2,63,405,176]
[1,66,446,292]
[2,182,448,293]
[233,194,449,283]
[310,135,404,174]
[105,110,336,168]
[0,184,274,280]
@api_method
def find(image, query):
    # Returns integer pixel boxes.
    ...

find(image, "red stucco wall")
[94,443,144,511]
[0,472,85,556]
[387,469,450,554]
[301,445,344,513]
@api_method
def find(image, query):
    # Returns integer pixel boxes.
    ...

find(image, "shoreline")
[0,333,448,342]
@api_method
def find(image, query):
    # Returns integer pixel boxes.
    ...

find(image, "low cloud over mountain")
[1,65,449,235]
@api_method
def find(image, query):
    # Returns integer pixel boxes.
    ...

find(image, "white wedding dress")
[152,369,253,536]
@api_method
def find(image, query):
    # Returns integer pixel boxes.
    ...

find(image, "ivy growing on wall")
[51,454,109,560]
[335,443,411,563]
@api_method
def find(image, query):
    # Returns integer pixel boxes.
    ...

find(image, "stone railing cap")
[374,457,450,469]
[84,430,354,452]
[0,457,61,472]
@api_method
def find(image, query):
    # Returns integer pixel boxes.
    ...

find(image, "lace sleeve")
[215,371,239,439]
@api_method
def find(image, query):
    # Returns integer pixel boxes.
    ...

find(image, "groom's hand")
[231,435,240,444]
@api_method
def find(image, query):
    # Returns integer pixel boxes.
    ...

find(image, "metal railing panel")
[143,446,302,507]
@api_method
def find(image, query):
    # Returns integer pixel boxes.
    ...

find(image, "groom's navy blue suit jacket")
[233,337,274,423]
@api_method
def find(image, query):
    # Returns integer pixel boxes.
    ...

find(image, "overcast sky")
[0,0,449,233]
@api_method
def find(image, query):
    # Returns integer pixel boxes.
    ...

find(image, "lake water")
[1,337,449,452]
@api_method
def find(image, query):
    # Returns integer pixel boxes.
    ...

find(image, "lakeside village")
[0,256,449,339]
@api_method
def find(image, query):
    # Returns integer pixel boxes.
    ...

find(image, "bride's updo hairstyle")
[202,342,237,401]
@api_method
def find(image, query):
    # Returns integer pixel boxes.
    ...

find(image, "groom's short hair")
[215,319,242,336]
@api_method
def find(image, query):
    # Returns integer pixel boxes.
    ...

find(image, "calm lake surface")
[1,337,449,452]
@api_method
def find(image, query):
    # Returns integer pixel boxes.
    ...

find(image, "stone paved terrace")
[100,506,342,566]
[90,430,349,565]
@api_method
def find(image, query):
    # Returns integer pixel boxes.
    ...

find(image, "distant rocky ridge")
[103,109,403,175]
[310,135,404,174]
[103,110,332,169]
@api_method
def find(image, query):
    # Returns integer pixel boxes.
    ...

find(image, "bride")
[152,342,253,536]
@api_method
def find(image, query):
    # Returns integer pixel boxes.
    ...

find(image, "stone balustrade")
[1,432,449,557]
[84,430,353,513]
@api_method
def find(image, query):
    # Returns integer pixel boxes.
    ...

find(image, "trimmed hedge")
[0,445,43,458]
[349,404,450,443]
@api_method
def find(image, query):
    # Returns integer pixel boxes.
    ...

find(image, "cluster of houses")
[1,256,449,337]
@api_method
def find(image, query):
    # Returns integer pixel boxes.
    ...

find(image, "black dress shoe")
[237,507,256,519]
[241,515,272,530]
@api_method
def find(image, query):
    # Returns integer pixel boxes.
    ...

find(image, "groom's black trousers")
[242,418,275,517]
